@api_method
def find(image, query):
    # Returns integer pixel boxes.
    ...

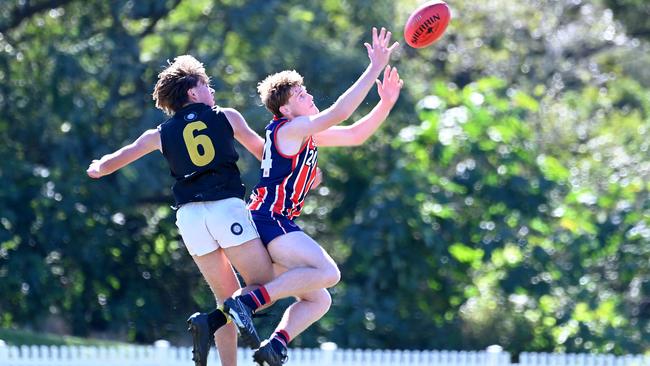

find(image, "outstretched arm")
[315,66,403,147]
[281,27,399,139]
[222,108,264,161]
[86,128,161,178]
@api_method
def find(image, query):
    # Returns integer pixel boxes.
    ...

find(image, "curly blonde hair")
[257,70,304,117]
[152,55,210,115]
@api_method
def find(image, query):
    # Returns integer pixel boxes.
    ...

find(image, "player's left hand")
[377,65,403,106]
[87,160,103,178]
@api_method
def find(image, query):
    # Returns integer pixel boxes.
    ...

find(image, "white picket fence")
[0,344,508,366]
[1,344,649,366]
[519,352,650,366]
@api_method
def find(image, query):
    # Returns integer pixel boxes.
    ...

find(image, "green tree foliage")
[323,77,558,351]
[602,0,650,41]
[1,0,649,355]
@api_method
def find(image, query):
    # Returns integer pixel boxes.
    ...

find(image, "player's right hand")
[364,27,399,69]
[86,160,103,178]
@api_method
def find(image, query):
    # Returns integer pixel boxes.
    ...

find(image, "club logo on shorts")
[231,223,243,235]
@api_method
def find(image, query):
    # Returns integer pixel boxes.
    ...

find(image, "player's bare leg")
[221,238,276,348]
[224,232,339,329]
[254,231,340,301]
[254,288,332,366]
[191,248,241,366]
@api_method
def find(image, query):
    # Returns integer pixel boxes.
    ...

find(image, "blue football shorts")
[251,212,302,246]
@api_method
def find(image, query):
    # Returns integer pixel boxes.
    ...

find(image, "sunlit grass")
[0,328,128,346]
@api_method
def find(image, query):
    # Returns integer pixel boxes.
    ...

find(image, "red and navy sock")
[269,329,290,353]
[239,286,271,312]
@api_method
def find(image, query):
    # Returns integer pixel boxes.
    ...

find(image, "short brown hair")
[257,70,304,117]
[152,55,210,115]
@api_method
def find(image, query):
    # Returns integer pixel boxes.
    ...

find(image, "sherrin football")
[404,1,451,48]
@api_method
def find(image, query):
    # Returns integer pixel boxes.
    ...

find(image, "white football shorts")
[176,197,259,256]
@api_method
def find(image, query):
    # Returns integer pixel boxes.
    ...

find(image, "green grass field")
[0,328,128,346]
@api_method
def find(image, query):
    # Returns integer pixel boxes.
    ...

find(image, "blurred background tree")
[0,0,648,356]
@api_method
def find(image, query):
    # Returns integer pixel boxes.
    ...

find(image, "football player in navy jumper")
[242,27,403,365]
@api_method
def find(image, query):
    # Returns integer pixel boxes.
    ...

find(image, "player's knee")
[314,288,332,314]
[321,262,341,288]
